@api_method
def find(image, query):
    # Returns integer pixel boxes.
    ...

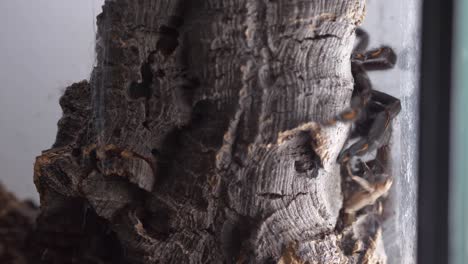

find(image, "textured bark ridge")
[31,0,390,263]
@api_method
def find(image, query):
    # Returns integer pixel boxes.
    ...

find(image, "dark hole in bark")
[128,82,150,100]
[193,185,209,211]
[128,63,153,100]
[89,149,98,169]
[82,206,127,263]
[141,208,173,241]
[173,77,199,114]
[180,76,201,91]
[155,69,166,78]
[230,226,247,260]
[188,99,227,149]
[72,148,81,157]
[113,127,122,138]
[191,100,213,126]
[151,148,160,157]
[223,217,257,263]
[286,131,322,177]
[154,128,184,186]
[128,52,158,129]
[157,25,180,56]
[168,15,184,28]
[130,46,139,56]
[128,51,157,100]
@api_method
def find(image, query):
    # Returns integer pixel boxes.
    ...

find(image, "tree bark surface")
[31,0,388,263]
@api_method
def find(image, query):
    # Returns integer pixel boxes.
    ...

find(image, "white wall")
[0,1,104,201]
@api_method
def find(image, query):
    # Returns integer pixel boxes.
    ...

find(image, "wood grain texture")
[30,0,391,263]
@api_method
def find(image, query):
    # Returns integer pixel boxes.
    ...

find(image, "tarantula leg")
[322,64,374,126]
[364,145,390,174]
[347,162,375,192]
[337,138,370,164]
[367,92,400,141]
[366,112,392,144]
[366,90,401,135]
[338,116,393,164]
[353,46,397,71]
[324,30,398,127]
[352,63,373,98]
[337,115,392,164]
[354,28,369,53]
[327,63,373,126]
[351,174,375,193]
[321,107,361,126]
[371,90,402,119]
[337,91,401,164]
[320,70,373,127]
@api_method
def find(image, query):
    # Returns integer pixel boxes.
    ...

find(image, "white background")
[0,0,104,201]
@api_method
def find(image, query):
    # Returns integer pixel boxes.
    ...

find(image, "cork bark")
[30,0,388,263]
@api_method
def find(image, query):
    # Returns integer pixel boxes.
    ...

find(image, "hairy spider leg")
[321,29,396,126]
[349,43,397,112]
[337,138,369,163]
[322,45,396,126]
[319,62,372,126]
[354,46,397,71]
[317,29,401,165]
[347,161,375,192]
[333,38,400,163]
[371,89,402,120]
[337,91,401,164]
[354,27,370,53]
[363,145,391,175]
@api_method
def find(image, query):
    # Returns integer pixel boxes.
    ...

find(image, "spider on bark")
[324,28,402,164]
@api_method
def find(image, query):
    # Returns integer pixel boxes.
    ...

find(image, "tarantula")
[325,28,402,164]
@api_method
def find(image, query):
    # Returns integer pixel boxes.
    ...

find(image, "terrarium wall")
[361,0,420,263]
[0,1,104,201]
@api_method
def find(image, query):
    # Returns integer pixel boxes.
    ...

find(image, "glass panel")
[0,1,103,202]
[362,0,421,263]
